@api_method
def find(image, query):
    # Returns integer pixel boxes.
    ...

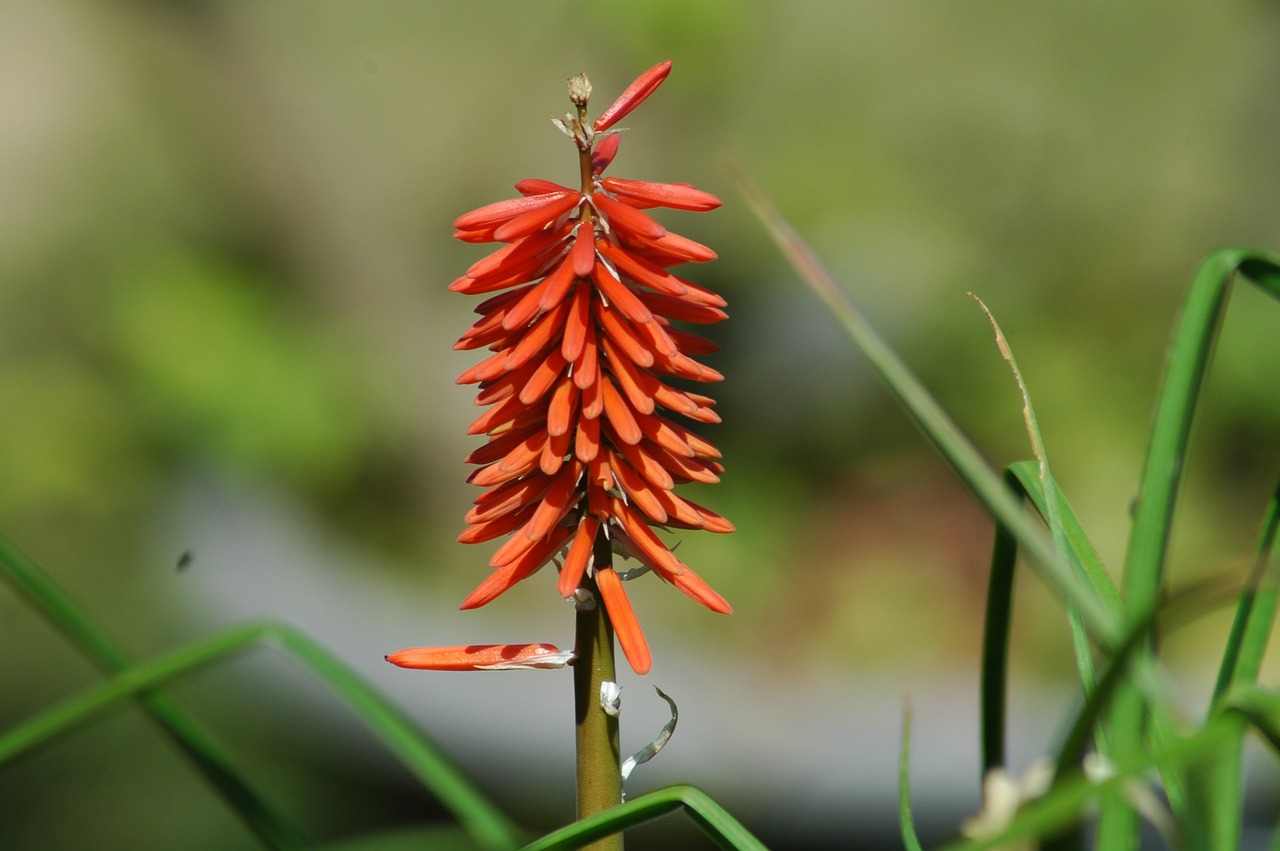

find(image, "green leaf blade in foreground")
[899,701,926,851]
[979,462,1124,777]
[1188,477,1280,851]
[0,537,523,851]
[519,785,767,851]
[973,298,1102,703]
[0,533,307,851]
[1102,248,1280,850]
[1213,477,1280,703]
[0,616,524,851]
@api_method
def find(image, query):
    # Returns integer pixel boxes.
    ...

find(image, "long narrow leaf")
[980,461,1121,777]
[974,297,1105,743]
[1213,476,1280,701]
[0,533,307,850]
[1123,250,1280,639]
[519,785,768,851]
[1004,462,1120,616]
[899,699,926,851]
[939,710,1251,851]
[995,467,1195,816]
[1104,249,1280,848]
[979,480,1020,777]
[0,618,523,851]
[1191,477,1280,850]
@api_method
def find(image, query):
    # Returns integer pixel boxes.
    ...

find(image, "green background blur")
[3,1,1280,848]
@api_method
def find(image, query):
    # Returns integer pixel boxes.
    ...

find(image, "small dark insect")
[176,550,194,572]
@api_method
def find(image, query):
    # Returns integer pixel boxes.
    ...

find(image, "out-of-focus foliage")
[2,1,1279,848]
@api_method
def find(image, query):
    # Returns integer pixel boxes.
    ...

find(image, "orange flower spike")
[592,59,673,132]
[387,643,575,671]
[439,61,731,676]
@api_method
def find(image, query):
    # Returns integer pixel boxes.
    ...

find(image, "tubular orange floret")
[570,221,597,276]
[591,192,667,241]
[592,59,673,132]
[591,261,654,325]
[623,230,719,266]
[515,178,573,196]
[600,177,722,212]
[435,61,730,677]
[557,515,600,597]
[595,567,652,675]
[493,192,583,242]
[590,133,621,174]
[453,192,573,232]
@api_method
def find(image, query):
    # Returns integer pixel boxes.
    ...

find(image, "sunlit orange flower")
[450,61,732,675]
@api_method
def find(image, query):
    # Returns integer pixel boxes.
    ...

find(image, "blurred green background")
[3,1,1280,848]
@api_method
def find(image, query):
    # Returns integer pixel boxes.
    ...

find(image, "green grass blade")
[1213,476,1280,702]
[1004,462,1121,616]
[0,533,308,850]
[1187,478,1280,850]
[0,618,523,851]
[899,699,926,851]
[981,461,1123,777]
[1222,685,1280,753]
[1123,249,1280,631]
[939,708,1254,851]
[1105,248,1280,849]
[1185,683,1280,850]
[979,478,1020,777]
[518,785,768,851]
[1000,466,1198,817]
[271,626,525,851]
[1050,618,1154,788]
[731,165,1121,651]
[0,621,279,763]
[973,296,1103,712]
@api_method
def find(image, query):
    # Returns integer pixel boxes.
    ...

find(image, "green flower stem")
[573,532,623,851]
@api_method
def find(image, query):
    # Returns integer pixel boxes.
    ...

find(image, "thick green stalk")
[573,533,623,850]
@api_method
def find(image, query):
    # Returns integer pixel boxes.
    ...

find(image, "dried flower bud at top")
[568,72,592,108]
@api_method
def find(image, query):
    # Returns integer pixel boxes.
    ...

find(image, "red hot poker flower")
[450,62,731,676]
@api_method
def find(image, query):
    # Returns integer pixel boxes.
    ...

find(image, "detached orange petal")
[387,643,574,671]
